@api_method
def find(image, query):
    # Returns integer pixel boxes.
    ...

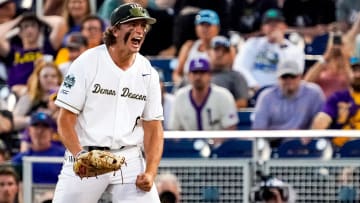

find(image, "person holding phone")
[304,33,353,98]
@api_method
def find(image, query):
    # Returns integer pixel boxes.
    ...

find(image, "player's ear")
[111,25,121,37]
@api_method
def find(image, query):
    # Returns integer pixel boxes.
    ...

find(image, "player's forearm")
[143,120,164,176]
[58,108,82,156]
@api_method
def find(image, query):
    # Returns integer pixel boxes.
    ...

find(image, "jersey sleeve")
[55,51,90,114]
[142,66,164,121]
[219,88,239,128]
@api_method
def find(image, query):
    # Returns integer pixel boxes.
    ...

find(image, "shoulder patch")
[63,74,76,89]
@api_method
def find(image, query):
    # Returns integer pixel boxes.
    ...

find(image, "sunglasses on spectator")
[280,74,298,79]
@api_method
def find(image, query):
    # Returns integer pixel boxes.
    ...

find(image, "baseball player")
[52,3,164,203]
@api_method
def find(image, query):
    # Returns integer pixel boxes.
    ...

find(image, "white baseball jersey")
[232,36,304,88]
[55,45,164,148]
[169,84,239,130]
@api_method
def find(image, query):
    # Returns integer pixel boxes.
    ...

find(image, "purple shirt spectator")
[252,82,325,130]
[4,40,56,87]
[322,90,360,129]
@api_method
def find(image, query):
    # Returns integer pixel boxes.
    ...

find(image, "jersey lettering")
[92,84,116,95]
[120,87,146,101]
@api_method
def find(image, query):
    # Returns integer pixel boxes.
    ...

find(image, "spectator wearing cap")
[232,9,305,95]
[209,35,249,109]
[57,32,88,76]
[172,9,220,91]
[11,112,65,184]
[169,57,238,131]
[252,59,325,148]
[312,57,360,148]
[0,12,66,96]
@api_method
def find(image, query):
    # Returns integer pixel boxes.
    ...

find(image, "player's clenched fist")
[136,172,155,191]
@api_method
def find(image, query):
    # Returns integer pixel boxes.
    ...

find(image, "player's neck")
[108,46,136,70]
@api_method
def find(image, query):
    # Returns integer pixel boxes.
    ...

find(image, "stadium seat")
[275,138,333,159]
[211,139,253,158]
[247,85,273,108]
[305,33,329,55]
[338,139,360,158]
[162,138,209,158]
[237,109,254,130]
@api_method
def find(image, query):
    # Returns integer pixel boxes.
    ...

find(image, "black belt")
[83,146,126,151]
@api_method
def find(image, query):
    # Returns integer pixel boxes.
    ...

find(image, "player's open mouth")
[131,37,142,47]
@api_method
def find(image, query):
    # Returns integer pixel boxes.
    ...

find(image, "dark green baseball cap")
[110,3,156,26]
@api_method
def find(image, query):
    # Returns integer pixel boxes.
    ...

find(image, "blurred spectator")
[156,171,181,203]
[169,57,239,130]
[0,0,17,24]
[13,59,62,131]
[252,60,325,148]
[228,0,279,38]
[167,0,229,56]
[337,167,357,202]
[61,0,92,45]
[0,140,10,163]
[11,112,65,184]
[0,12,65,96]
[80,15,104,48]
[0,110,14,154]
[172,9,220,89]
[0,166,20,203]
[55,15,103,65]
[311,58,360,148]
[58,32,88,76]
[232,9,305,92]
[336,0,360,32]
[209,35,249,109]
[43,0,66,16]
[304,33,352,98]
[283,0,336,42]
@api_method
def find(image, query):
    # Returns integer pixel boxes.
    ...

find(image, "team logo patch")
[63,74,76,89]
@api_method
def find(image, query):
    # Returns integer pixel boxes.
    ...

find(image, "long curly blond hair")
[27,58,63,103]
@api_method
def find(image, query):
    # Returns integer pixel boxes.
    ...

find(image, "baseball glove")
[73,150,126,179]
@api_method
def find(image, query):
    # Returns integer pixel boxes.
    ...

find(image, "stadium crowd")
[0,0,360,202]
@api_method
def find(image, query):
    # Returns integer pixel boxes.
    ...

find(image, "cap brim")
[119,17,157,25]
[196,19,218,25]
[277,71,297,77]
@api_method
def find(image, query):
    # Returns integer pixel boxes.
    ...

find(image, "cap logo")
[194,60,204,69]
[129,6,147,17]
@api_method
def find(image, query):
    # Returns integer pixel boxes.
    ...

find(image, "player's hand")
[135,172,155,192]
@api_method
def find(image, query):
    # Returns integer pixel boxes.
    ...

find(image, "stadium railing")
[23,130,360,203]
